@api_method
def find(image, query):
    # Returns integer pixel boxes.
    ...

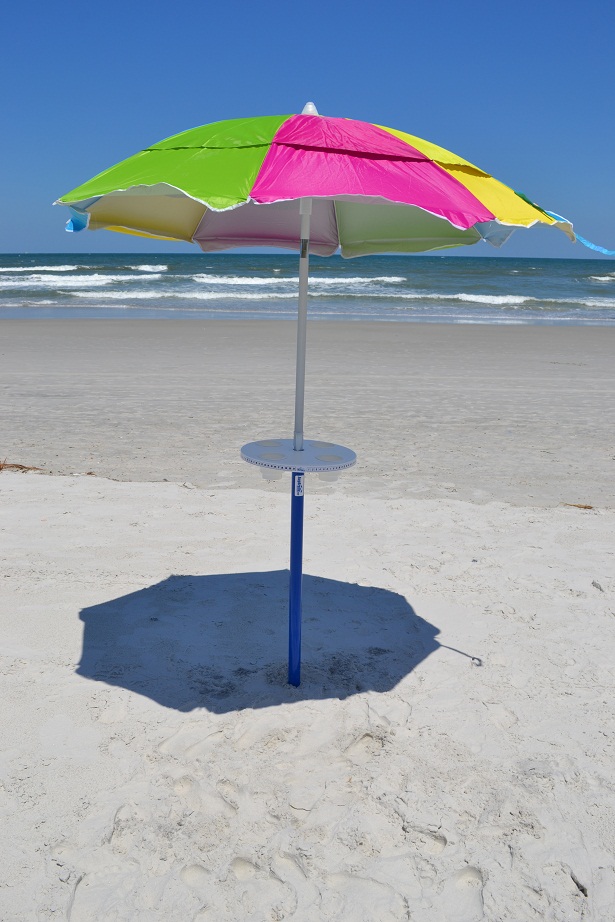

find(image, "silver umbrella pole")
[293,197,312,451]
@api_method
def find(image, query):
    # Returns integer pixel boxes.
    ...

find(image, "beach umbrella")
[56,103,610,686]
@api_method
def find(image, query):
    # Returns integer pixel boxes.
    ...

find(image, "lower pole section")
[288,471,305,686]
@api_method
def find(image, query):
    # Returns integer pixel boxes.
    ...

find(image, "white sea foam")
[312,275,408,286]
[306,291,532,305]
[191,274,405,286]
[129,264,167,272]
[67,288,615,309]
[589,275,615,282]
[71,291,167,300]
[183,291,293,300]
[0,265,80,272]
[0,273,163,289]
[71,289,292,300]
[455,293,530,305]
[191,275,293,286]
[574,298,615,308]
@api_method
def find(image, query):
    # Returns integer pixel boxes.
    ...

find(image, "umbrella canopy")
[57,107,578,256]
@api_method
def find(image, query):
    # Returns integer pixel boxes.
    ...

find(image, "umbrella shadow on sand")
[77,571,459,713]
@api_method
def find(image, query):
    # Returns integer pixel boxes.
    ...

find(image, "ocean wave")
[307,291,532,305]
[191,274,294,286]
[0,265,80,272]
[3,255,614,324]
[71,290,166,300]
[362,292,530,306]
[191,274,406,286]
[455,293,530,305]
[128,264,167,272]
[0,273,163,289]
[398,293,615,309]
[573,298,615,308]
[65,287,615,309]
[71,289,293,300]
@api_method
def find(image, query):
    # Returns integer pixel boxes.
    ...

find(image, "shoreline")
[4,316,615,327]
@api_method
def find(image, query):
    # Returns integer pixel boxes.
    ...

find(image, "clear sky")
[2,0,613,258]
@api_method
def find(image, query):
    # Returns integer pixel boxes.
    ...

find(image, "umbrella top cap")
[301,102,319,115]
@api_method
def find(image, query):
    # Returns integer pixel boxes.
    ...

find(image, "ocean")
[1,253,614,325]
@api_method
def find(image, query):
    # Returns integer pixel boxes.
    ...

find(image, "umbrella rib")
[145,144,271,152]
[144,144,436,164]
[277,144,430,163]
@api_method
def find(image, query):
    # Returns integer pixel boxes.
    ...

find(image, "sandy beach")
[2,320,614,506]
[1,320,614,920]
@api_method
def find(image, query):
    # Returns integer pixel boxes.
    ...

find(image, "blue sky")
[2,0,613,257]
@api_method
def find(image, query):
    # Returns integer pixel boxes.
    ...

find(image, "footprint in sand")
[226,860,294,917]
[415,828,448,856]
[180,864,210,890]
[398,817,448,857]
[442,866,485,921]
[326,872,407,920]
[173,776,202,810]
[344,732,384,764]
[231,857,257,880]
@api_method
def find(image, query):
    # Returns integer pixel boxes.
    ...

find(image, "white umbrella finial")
[301,101,319,115]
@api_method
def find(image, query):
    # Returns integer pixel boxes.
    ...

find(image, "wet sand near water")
[1,319,613,507]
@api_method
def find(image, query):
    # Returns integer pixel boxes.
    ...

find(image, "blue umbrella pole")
[288,471,305,686]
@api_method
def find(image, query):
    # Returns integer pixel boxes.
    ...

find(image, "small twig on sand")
[563,503,594,510]
[0,460,43,473]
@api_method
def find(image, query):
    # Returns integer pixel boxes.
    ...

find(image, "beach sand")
[1,320,614,920]
[2,320,614,506]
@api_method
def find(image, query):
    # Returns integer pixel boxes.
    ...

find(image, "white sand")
[1,321,614,920]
